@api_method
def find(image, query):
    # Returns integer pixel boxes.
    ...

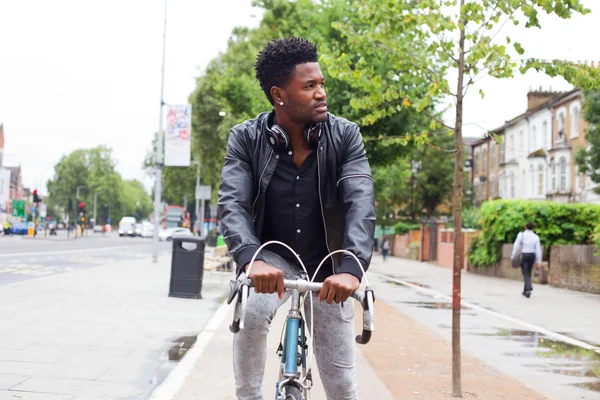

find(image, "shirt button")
[296,176,300,180]
[297,229,301,234]
[296,203,300,208]
[275,155,280,159]
[288,151,293,156]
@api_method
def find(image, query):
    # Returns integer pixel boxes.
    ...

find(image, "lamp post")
[153,0,168,263]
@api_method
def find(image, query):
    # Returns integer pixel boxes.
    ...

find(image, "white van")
[118,216,137,237]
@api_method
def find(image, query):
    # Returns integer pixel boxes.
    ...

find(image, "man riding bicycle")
[218,37,376,400]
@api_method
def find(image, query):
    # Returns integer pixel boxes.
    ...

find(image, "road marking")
[381,274,600,354]
[148,301,231,400]
[0,245,140,259]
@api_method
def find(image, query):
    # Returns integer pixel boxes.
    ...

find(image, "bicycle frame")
[275,288,309,399]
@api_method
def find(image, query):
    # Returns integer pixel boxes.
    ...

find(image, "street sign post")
[11,199,25,218]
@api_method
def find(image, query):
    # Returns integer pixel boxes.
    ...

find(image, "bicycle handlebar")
[228,278,375,345]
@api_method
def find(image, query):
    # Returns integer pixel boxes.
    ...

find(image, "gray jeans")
[233,250,359,400]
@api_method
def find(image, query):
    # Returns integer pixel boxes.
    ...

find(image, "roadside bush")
[468,200,600,266]
[393,221,420,235]
[595,225,600,248]
[462,207,481,230]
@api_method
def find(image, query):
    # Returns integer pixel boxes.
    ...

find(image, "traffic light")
[33,189,41,203]
[67,197,73,212]
[78,202,85,213]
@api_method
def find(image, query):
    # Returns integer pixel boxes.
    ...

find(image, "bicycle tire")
[283,384,303,400]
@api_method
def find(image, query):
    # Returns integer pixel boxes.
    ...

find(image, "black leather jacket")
[217,111,376,279]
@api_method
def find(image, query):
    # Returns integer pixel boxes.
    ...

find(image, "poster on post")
[164,104,192,167]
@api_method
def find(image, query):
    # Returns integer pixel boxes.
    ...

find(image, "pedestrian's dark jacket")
[217,111,376,279]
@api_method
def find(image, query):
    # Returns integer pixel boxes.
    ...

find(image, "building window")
[510,173,515,199]
[519,131,523,151]
[532,126,537,151]
[551,160,556,191]
[543,120,549,148]
[538,165,544,195]
[571,106,580,138]
[560,157,567,191]
[558,113,565,142]
[510,134,514,159]
[529,166,534,196]
[499,143,505,164]
[491,142,496,166]
[475,153,479,174]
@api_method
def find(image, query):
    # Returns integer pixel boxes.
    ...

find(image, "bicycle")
[227,242,375,400]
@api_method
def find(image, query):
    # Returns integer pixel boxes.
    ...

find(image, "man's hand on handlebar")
[318,273,360,304]
[244,260,285,299]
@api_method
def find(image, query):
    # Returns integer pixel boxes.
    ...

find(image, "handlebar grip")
[355,330,372,345]
[230,319,241,334]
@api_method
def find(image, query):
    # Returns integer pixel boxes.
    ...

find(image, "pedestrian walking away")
[218,37,376,399]
[381,237,390,261]
[510,221,542,298]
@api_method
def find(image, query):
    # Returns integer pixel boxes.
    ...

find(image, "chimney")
[527,90,558,111]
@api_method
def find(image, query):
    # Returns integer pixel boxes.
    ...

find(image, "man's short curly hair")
[255,37,318,105]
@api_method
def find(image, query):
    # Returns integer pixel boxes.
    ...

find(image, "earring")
[279,102,284,106]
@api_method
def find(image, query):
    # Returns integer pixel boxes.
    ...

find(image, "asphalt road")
[0,231,172,285]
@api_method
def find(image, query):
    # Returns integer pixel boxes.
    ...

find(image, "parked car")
[93,224,104,233]
[140,222,154,238]
[159,227,192,241]
[135,223,142,236]
[11,222,28,235]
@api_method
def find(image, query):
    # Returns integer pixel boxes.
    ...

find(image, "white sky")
[0,1,598,194]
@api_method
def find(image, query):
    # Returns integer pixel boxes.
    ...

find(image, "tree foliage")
[151,0,433,208]
[47,146,152,223]
[469,200,600,266]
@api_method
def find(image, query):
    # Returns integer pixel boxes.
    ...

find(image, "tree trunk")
[452,0,467,397]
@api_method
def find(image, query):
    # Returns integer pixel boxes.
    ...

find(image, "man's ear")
[271,86,287,105]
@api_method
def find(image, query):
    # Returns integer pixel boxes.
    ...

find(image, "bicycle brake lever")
[226,279,239,305]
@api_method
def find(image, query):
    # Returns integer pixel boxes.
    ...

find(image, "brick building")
[471,88,599,204]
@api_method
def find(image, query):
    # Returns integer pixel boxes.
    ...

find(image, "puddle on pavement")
[168,335,197,361]
[385,279,430,289]
[401,301,468,310]
[476,328,600,393]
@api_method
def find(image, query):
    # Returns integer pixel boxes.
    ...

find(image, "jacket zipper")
[317,145,334,273]
[252,149,273,218]
[336,174,373,187]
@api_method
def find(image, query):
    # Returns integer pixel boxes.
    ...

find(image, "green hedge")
[393,221,421,235]
[468,200,600,266]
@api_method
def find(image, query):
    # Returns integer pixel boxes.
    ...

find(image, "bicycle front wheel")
[283,384,303,400]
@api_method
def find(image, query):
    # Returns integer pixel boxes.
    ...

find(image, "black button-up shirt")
[260,148,332,282]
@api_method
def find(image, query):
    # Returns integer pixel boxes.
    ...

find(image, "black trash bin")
[169,236,206,299]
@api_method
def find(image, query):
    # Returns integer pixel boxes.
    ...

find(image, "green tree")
[323,0,597,395]
[575,89,600,193]
[152,0,432,204]
[47,146,152,224]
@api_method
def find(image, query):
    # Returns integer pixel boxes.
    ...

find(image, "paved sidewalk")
[0,253,231,399]
[171,289,546,399]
